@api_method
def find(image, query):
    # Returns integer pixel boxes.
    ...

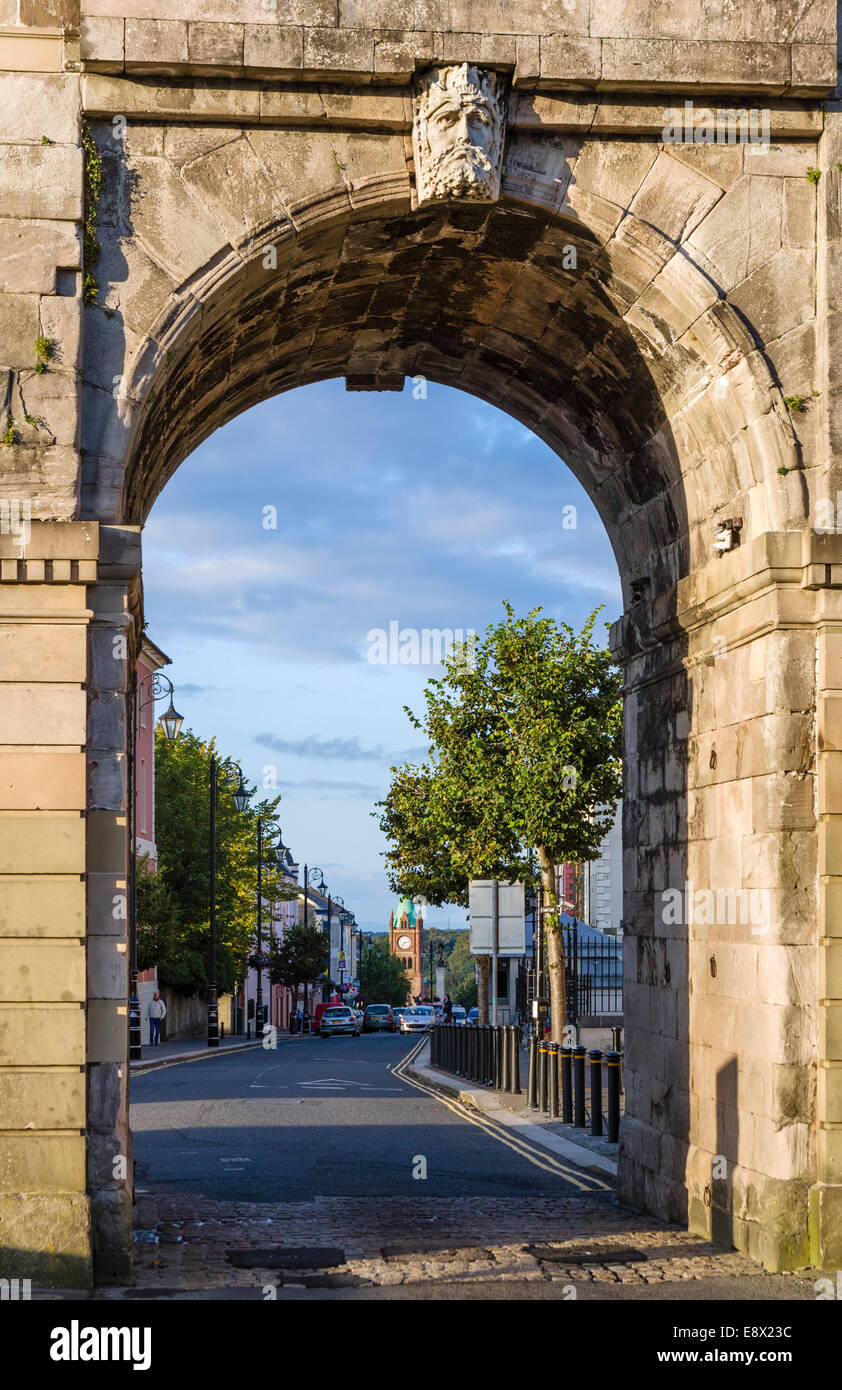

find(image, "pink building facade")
[134,638,171,1043]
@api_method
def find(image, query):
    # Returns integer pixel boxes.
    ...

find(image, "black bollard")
[561,1045,573,1122]
[605,1050,621,1142]
[547,1042,559,1118]
[527,1034,538,1107]
[501,1027,510,1092]
[589,1049,603,1136]
[510,1025,522,1095]
[573,1043,587,1127]
[538,1039,549,1113]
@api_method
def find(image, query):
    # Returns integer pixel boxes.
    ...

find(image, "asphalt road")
[130,1032,608,1202]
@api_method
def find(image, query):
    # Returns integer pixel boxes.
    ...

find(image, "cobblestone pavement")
[130,1190,818,1296]
[120,1039,819,1300]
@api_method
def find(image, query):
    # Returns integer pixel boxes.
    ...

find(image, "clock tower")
[388,897,424,1002]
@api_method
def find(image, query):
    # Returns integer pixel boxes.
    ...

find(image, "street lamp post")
[232,771,278,1037]
[361,932,374,1005]
[256,817,264,1032]
[208,752,219,1048]
[332,899,346,991]
[300,863,326,1029]
[128,670,182,1061]
[428,939,445,1005]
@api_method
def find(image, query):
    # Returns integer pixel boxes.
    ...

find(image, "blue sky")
[142,378,621,933]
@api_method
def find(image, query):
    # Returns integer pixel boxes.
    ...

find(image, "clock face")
[397,935,412,950]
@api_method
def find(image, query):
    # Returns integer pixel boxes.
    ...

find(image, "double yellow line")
[392,1037,612,1193]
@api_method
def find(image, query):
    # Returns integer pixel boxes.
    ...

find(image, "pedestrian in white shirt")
[147,991,166,1046]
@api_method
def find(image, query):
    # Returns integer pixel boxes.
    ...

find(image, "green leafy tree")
[269,917,330,1008]
[376,605,622,1041]
[441,929,479,1007]
[359,945,410,1006]
[148,727,292,993]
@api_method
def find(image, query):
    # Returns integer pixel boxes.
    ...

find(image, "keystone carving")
[412,64,507,207]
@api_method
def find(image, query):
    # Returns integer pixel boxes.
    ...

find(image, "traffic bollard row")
[513,1038,624,1138]
[429,1023,522,1092]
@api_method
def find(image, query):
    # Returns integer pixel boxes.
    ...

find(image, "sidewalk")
[130,1031,305,1073]
[406,1040,618,1178]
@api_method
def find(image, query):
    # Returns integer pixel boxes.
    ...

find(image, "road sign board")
[468,880,526,955]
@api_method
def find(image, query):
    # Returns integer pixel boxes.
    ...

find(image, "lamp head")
[158,697,184,741]
[232,769,250,813]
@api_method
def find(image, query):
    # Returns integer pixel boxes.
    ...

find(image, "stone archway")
[2,10,842,1284]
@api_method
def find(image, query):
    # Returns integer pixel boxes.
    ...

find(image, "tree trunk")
[476,954,490,1024]
[538,845,567,1044]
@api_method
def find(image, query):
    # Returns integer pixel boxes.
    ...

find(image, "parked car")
[363,1004,395,1033]
[466,1007,479,1026]
[400,1005,436,1034]
[319,1006,361,1038]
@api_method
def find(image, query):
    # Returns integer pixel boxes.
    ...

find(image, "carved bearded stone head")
[412,64,507,206]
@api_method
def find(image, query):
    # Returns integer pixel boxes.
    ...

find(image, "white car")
[400,1005,436,1034]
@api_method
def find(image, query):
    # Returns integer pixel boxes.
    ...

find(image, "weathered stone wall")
[0,523,100,1286]
[158,987,233,1040]
[72,1,838,96]
[2,7,842,1284]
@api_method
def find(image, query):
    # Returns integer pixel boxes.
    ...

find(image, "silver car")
[319,1006,361,1038]
[400,1005,436,1034]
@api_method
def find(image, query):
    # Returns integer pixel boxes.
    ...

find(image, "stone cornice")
[0,522,99,584]
[612,530,842,673]
[80,73,825,140]
[76,19,836,99]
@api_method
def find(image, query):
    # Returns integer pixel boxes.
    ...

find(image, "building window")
[496,960,509,1001]
[140,759,147,833]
